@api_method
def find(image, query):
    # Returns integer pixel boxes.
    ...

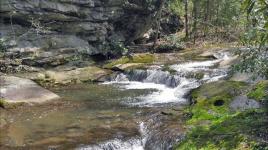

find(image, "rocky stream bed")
[1,48,267,150]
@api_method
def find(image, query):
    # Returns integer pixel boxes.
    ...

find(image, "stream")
[0,52,231,150]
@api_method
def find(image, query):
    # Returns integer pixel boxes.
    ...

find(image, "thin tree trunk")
[204,0,210,37]
[152,0,165,51]
[215,0,220,41]
[192,0,198,44]
[184,0,189,40]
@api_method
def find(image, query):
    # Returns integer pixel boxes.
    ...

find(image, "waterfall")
[103,52,230,107]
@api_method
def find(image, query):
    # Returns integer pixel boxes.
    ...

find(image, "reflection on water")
[0,84,153,149]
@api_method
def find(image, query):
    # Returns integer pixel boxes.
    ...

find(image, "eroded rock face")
[0,0,164,60]
[0,76,60,103]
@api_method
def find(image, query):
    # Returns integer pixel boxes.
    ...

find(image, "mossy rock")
[247,80,268,101]
[191,81,247,102]
[0,99,24,109]
[175,80,267,150]
[0,99,7,108]
[189,81,248,125]
[175,110,268,150]
[104,53,155,69]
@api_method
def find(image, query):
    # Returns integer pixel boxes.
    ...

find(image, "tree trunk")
[152,0,165,51]
[204,0,210,37]
[184,0,189,40]
[192,0,198,44]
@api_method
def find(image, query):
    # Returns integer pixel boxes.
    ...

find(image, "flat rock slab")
[0,76,60,103]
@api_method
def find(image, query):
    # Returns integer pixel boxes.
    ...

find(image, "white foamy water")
[104,77,199,106]
[104,81,182,105]
[77,138,144,150]
[171,59,220,72]
[170,52,229,73]
[103,52,231,107]
[128,77,199,106]
[77,122,149,150]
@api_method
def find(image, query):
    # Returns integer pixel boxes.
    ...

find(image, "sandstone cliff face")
[0,0,181,70]
[1,0,160,54]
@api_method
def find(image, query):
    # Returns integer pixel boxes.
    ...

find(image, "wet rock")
[191,81,247,101]
[122,69,180,88]
[229,96,261,111]
[161,109,183,116]
[143,113,186,150]
[40,66,111,85]
[144,70,180,87]
[104,53,155,69]
[113,63,145,71]
[0,76,60,103]
[127,69,148,81]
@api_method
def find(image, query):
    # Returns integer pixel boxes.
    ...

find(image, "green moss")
[188,94,233,125]
[175,80,268,150]
[0,99,23,109]
[189,81,249,125]
[0,99,6,108]
[247,80,268,101]
[104,53,155,69]
[176,110,268,150]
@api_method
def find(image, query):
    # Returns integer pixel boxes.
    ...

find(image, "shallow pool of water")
[1,83,158,149]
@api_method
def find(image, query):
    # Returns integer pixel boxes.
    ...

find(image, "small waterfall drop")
[104,52,230,107]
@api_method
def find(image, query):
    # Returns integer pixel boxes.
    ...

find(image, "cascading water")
[81,52,232,150]
[1,52,233,150]
[104,52,230,107]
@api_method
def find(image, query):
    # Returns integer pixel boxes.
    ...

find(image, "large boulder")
[0,76,60,103]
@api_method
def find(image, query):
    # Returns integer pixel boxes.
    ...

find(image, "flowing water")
[0,52,231,150]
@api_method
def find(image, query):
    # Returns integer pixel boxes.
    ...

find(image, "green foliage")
[0,38,7,52]
[192,0,244,40]
[247,80,268,101]
[167,0,185,15]
[163,34,184,48]
[155,34,184,52]
[110,41,129,56]
[233,0,268,79]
